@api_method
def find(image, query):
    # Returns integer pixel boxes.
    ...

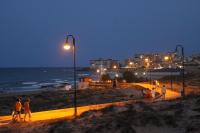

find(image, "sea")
[0,67,92,93]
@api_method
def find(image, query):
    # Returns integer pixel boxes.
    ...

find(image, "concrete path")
[0,100,133,126]
[133,83,181,100]
[0,83,181,126]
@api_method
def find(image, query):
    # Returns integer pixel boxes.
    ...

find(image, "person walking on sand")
[161,85,166,100]
[24,97,32,122]
[14,98,22,121]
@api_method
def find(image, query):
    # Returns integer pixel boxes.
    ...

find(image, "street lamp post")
[170,64,173,90]
[164,55,173,90]
[145,58,151,87]
[175,45,185,97]
[64,35,77,116]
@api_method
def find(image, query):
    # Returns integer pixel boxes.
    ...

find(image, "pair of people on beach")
[142,85,166,100]
[151,85,166,100]
[12,97,31,122]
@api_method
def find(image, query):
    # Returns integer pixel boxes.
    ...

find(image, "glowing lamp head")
[63,43,71,50]
[129,62,133,65]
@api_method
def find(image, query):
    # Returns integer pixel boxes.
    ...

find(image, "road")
[0,83,181,126]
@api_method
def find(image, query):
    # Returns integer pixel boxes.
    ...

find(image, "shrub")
[122,71,146,83]
[123,71,135,83]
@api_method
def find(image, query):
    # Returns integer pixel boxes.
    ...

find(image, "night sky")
[0,0,200,67]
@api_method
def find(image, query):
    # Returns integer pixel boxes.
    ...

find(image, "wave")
[22,81,38,85]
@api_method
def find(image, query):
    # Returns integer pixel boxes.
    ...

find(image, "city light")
[129,62,133,65]
[144,58,149,63]
[164,56,170,61]
[113,65,117,69]
[115,74,119,77]
[135,72,138,76]
[96,69,100,73]
[178,65,183,68]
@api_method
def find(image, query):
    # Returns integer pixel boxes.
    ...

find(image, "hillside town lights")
[113,65,117,69]
[96,69,100,73]
[175,45,185,97]
[145,58,149,63]
[63,35,77,116]
[129,62,133,65]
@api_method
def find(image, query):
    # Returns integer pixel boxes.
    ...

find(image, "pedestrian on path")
[24,97,32,122]
[161,85,166,100]
[151,88,156,99]
[13,98,22,121]
[112,78,117,89]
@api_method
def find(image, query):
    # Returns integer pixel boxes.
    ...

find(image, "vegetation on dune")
[122,71,146,83]
[2,95,200,133]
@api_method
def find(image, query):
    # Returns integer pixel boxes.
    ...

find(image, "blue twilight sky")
[0,0,200,67]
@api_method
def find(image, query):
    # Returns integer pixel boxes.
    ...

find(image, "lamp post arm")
[175,44,185,97]
[66,35,75,46]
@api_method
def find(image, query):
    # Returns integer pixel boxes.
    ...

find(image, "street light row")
[62,35,185,117]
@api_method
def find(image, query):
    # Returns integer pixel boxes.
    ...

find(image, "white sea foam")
[22,81,37,85]
[20,85,41,89]
[78,73,89,76]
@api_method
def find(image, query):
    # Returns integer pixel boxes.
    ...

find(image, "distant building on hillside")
[123,52,182,69]
[89,58,119,70]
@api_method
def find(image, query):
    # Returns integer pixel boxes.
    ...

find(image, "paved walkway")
[0,83,181,126]
[0,100,133,126]
[133,83,181,100]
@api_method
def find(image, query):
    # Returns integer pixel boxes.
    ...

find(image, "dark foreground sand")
[1,95,200,133]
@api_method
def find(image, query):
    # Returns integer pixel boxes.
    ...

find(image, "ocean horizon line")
[0,66,90,69]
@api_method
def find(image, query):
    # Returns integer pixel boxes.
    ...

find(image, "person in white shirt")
[151,88,156,101]
[161,85,166,100]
